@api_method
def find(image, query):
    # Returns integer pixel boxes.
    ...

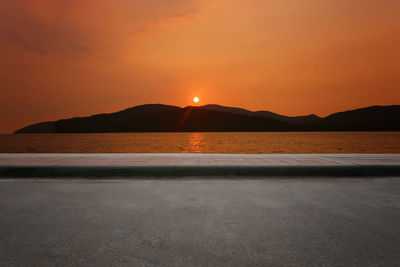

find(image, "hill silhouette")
[318,105,400,131]
[14,104,400,133]
[201,104,321,124]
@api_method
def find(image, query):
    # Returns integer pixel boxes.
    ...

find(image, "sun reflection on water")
[188,133,203,153]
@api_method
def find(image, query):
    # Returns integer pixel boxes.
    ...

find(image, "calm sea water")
[0,132,399,153]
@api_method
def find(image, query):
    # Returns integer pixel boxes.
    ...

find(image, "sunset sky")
[0,0,399,133]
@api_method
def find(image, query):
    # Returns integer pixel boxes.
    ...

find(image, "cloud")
[0,0,205,55]
[69,45,91,54]
[128,7,201,36]
[7,32,48,54]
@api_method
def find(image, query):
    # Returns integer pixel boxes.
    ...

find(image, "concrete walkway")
[1,154,400,177]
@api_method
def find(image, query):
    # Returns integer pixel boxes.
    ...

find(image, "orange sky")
[0,0,399,133]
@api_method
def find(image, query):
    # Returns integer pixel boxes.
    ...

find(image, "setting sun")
[193,97,199,103]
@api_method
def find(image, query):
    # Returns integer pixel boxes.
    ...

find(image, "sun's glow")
[193,97,199,103]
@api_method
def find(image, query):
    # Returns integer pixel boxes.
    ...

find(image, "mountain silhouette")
[14,104,400,133]
[201,104,321,124]
[318,105,400,131]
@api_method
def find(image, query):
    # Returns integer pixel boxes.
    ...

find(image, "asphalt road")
[1,177,400,266]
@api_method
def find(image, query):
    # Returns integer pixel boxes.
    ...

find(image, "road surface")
[1,177,400,266]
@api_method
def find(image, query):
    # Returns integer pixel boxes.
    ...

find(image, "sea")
[0,132,399,153]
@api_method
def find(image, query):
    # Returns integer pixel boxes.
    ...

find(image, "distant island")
[15,104,400,133]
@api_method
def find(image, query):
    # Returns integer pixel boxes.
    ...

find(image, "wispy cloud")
[0,0,206,56]
[129,7,201,36]
[7,32,48,54]
[69,45,91,54]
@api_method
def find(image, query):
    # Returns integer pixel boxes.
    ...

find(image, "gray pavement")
[1,153,400,177]
[1,177,400,266]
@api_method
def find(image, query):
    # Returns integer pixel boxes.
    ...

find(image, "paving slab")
[0,154,400,177]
